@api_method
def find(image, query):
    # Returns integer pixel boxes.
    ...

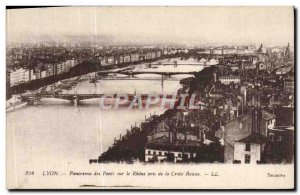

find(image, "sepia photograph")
[5,6,295,189]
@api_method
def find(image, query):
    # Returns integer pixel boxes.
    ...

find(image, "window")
[245,154,251,164]
[245,143,251,151]
[269,133,275,141]
[239,123,243,129]
[178,153,182,157]
[184,154,189,159]
[159,152,162,156]
[165,152,168,156]
[153,151,156,155]
[148,150,151,155]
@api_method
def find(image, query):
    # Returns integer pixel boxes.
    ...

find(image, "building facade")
[219,76,241,85]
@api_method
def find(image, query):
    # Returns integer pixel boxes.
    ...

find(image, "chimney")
[257,108,262,134]
[251,109,257,133]
[198,125,201,140]
[174,127,178,144]
[251,108,262,134]
[200,131,205,144]
[169,129,173,143]
[184,122,187,144]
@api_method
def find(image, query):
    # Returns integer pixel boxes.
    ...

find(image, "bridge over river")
[20,68,200,106]
[20,93,180,106]
[97,70,198,77]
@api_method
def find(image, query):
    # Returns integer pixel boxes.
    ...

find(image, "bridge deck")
[149,63,205,65]
[97,70,197,76]
[21,93,179,101]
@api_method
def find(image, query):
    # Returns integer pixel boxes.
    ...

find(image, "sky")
[6,6,294,47]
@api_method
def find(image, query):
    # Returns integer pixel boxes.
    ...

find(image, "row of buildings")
[198,46,257,55]
[99,50,165,66]
[7,42,293,87]
[8,47,182,87]
[197,43,292,57]
[9,59,78,86]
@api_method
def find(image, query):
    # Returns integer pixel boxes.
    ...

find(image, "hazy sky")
[6,6,294,46]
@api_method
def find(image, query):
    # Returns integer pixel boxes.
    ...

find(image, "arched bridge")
[20,93,179,105]
[150,63,204,66]
[97,70,197,77]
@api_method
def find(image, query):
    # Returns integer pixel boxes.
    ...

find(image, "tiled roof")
[145,137,208,152]
[262,110,276,120]
[236,132,266,144]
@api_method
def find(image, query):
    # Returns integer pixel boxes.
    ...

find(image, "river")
[6,60,204,188]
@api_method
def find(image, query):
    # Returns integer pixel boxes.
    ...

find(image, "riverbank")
[6,101,28,112]
[93,109,176,163]
[93,65,217,163]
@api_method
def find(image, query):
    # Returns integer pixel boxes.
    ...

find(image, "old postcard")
[6,6,295,189]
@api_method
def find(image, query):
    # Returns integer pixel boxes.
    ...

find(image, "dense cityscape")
[6,41,294,164]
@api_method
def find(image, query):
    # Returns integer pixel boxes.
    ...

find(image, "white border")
[1,0,299,194]
[2,0,297,6]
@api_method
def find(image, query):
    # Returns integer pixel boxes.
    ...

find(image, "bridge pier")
[72,96,79,106]
[27,99,38,105]
[22,96,40,105]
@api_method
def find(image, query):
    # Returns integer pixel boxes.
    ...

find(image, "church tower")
[284,42,291,59]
